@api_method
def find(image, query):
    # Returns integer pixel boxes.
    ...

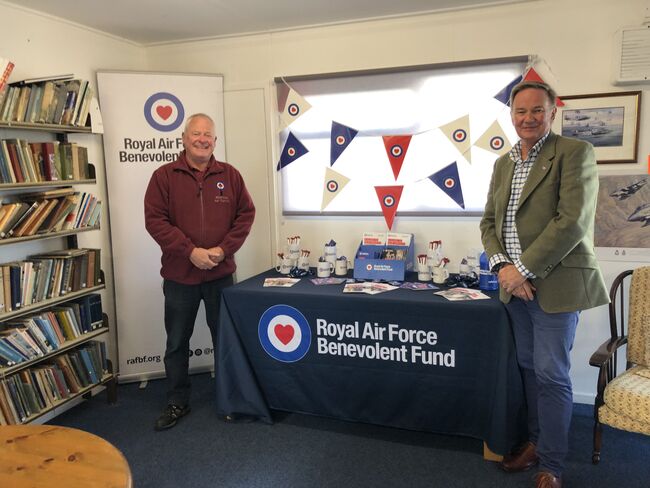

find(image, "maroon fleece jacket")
[144,151,255,284]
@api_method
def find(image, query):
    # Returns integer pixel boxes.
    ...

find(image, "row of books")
[0,189,101,239]
[0,340,108,424]
[0,248,102,314]
[0,77,94,128]
[0,293,103,367]
[0,138,90,184]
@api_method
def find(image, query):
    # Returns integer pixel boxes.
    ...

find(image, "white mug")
[297,256,310,271]
[417,262,431,281]
[432,267,449,284]
[335,258,348,276]
[275,257,293,275]
[317,260,333,278]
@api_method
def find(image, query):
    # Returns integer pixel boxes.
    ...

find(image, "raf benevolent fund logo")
[258,304,311,362]
[143,92,185,132]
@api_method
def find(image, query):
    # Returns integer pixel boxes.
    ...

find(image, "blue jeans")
[505,297,579,477]
[162,275,233,406]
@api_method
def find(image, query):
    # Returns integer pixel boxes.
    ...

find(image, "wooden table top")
[0,424,132,488]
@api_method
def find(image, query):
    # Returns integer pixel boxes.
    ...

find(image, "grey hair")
[183,113,215,132]
[510,80,557,107]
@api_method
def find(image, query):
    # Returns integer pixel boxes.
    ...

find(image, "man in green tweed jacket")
[480,80,609,488]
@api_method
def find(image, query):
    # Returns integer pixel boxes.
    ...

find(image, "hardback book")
[37,81,56,123]
[2,264,11,312]
[1,379,23,422]
[53,355,81,394]
[4,140,25,183]
[41,142,60,181]
[78,347,99,384]
[1,140,17,183]
[4,201,38,238]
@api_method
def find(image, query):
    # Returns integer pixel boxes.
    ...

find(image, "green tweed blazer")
[480,133,609,313]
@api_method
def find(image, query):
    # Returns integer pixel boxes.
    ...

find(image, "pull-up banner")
[97,71,225,383]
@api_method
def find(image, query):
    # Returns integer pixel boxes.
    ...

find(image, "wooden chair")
[589,266,650,464]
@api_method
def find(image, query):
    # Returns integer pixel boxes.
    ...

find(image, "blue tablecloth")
[215,269,526,454]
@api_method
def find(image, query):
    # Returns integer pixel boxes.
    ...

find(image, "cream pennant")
[439,114,472,163]
[474,120,511,156]
[279,86,312,130]
[321,167,351,210]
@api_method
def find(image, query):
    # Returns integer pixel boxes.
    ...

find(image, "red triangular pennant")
[382,135,412,180]
[523,68,564,107]
[374,186,404,230]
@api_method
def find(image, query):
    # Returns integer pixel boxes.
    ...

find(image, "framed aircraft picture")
[552,91,641,164]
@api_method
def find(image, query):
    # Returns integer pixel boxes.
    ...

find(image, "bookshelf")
[0,113,116,425]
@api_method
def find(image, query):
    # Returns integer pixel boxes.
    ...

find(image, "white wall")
[0,2,146,379]
[2,0,648,404]
[144,0,650,403]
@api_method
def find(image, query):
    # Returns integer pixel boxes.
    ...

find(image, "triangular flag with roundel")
[474,120,511,157]
[279,86,312,129]
[439,114,472,163]
[382,135,412,180]
[321,167,351,210]
[330,121,358,166]
[428,162,465,209]
[523,67,564,107]
[277,132,308,170]
[374,185,403,230]
[494,75,523,106]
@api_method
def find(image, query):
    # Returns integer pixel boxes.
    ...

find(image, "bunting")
[277,132,309,170]
[494,75,523,106]
[374,185,403,230]
[439,115,472,163]
[523,67,564,107]
[382,135,412,180]
[321,167,351,210]
[428,162,465,209]
[330,121,358,166]
[474,120,511,157]
[279,86,312,129]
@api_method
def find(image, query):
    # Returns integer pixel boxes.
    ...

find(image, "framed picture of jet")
[552,91,641,164]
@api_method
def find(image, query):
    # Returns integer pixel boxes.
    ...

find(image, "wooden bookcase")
[0,119,116,425]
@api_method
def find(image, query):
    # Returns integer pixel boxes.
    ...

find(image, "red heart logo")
[274,324,294,345]
[156,105,173,120]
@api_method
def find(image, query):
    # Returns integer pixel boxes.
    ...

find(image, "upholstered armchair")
[589,266,650,464]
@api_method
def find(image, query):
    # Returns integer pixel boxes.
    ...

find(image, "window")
[277,57,527,216]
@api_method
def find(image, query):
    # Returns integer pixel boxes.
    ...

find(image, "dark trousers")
[162,275,233,406]
[505,297,579,477]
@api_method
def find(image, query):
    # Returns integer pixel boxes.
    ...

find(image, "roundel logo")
[143,92,185,132]
[490,136,504,150]
[336,135,346,146]
[216,181,225,190]
[287,147,296,157]
[383,195,395,207]
[287,103,300,116]
[445,178,456,189]
[390,144,403,158]
[327,180,339,192]
[259,305,311,362]
[453,129,467,142]
[366,263,373,271]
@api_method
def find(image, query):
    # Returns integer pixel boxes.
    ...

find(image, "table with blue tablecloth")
[215,269,526,455]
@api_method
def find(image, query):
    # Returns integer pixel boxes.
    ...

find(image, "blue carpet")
[50,373,650,488]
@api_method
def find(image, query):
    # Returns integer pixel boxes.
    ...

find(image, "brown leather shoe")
[534,471,562,488]
[500,441,539,472]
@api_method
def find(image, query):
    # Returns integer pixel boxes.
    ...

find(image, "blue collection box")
[353,234,414,281]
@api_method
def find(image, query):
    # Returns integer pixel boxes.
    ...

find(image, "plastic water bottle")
[479,251,499,291]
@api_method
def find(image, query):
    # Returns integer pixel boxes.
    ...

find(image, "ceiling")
[5,0,533,46]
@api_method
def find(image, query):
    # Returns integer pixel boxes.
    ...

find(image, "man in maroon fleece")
[144,113,255,431]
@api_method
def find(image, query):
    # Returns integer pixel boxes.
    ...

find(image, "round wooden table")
[0,424,132,488]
